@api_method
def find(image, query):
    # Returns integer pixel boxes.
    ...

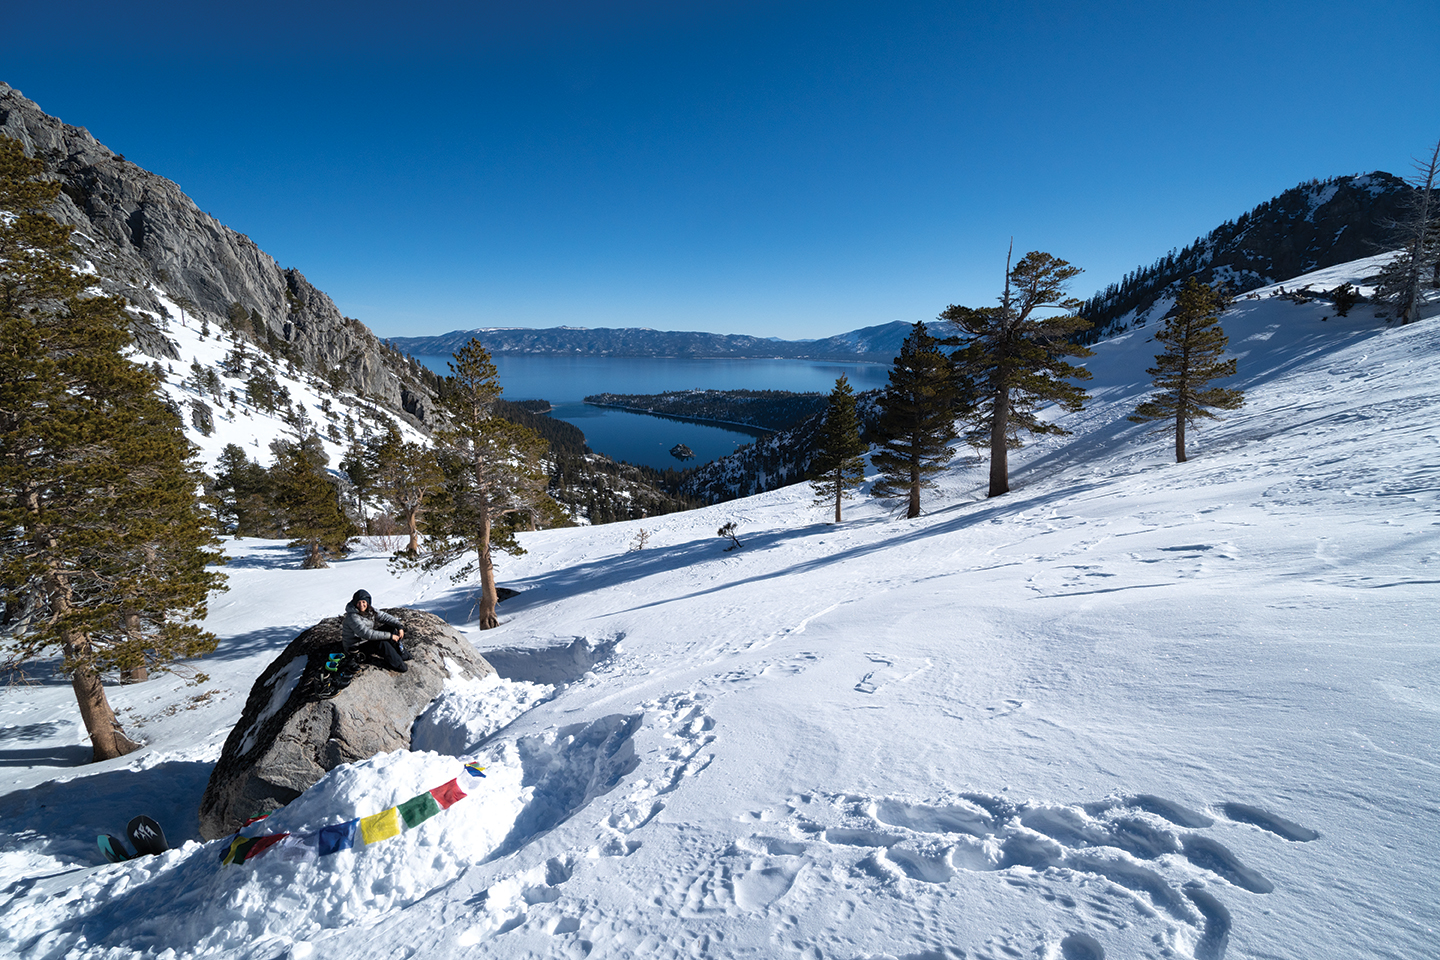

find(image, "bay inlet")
[413,354,891,470]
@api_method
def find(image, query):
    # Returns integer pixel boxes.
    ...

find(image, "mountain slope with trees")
[0,82,437,427]
[1077,172,1415,339]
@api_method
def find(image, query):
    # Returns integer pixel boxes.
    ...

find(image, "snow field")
[2,257,1437,959]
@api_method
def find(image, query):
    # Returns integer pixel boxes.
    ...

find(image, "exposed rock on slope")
[197,609,494,839]
[0,82,434,425]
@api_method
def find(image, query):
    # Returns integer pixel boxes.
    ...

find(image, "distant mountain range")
[394,173,1413,361]
[386,322,913,363]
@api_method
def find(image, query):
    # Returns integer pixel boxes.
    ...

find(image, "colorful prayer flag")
[244,833,289,862]
[360,807,402,845]
[221,835,256,865]
[398,791,442,828]
[317,819,358,856]
[272,832,321,862]
[465,762,487,778]
[430,778,467,809]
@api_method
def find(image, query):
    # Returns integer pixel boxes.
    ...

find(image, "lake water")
[414,354,892,470]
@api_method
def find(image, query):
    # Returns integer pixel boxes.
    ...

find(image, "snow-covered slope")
[2,258,1436,960]
[129,285,427,474]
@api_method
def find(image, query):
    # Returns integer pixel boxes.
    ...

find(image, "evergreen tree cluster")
[0,134,226,761]
[211,437,357,566]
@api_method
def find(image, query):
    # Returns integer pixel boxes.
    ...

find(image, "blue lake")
[414,354,892,470]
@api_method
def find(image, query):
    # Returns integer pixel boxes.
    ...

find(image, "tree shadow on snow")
[195,623,306,665]
[597,485,1120,615]
[0,742,92,768]
[213,540,299,570]
[0,758,212,867]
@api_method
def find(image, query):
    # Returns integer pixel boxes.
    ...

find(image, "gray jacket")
[342,602,403,652]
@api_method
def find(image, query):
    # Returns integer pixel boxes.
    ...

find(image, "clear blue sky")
[6,1,1437,339]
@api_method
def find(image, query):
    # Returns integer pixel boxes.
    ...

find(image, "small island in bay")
[669,444,695,461]
[584,388,828,432]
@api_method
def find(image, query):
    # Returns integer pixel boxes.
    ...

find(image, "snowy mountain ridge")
[2,253,1435,959]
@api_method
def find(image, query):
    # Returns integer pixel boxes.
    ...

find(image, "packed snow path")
[1,270,1436,959]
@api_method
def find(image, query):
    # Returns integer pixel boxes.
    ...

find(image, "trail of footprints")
[736,790,1316,960]
[451,685,1317,960]
[596,692,717,859]
[456,693,719,950]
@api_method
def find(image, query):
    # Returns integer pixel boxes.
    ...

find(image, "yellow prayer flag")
[360,806,402,845]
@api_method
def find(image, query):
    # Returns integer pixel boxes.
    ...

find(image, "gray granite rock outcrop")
[0,82,433,425]
[197,609,493,840]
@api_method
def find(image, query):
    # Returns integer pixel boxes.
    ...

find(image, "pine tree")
[871,322,962,519]
[213,443,281,538]
[941,246,1093,498]
[366,423,443,556]
[809,375,869,522]
[270,433,356,568]
[405,338,554,628]
[1128,278,1244,462]
[0,135,225,761]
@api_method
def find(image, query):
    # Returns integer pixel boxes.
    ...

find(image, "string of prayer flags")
[220,764,476,867]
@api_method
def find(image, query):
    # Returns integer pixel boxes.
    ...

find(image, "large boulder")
[198,609,494,840]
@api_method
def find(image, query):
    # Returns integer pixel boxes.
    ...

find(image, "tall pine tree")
[942,247,1093,498]
[405,338,555,628]
[366,422,443,557]
[1129,278,1244,462]
[809,375,869,522]
[871,322,962,519]
[0,135,225,761]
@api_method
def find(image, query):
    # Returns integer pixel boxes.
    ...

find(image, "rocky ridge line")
[0,82,434,427]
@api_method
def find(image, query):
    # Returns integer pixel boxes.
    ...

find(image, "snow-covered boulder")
[197,609,494,839]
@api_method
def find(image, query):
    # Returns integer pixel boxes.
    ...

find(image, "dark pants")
[353,638,407,672]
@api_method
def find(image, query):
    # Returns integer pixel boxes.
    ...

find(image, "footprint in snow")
[739,790,1315,960]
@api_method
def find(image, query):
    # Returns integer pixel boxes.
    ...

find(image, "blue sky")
[6,1,1437,339]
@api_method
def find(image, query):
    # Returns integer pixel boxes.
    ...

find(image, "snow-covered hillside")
[126,285,427,473]
[2,259,1436,960]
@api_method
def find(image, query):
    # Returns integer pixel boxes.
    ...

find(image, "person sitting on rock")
[342,589,411,673]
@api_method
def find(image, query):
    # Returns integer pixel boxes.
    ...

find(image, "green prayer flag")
[398,790,442,828]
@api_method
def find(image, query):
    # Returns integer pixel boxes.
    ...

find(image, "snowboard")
[126,815,169,857]
[97,834,134,863]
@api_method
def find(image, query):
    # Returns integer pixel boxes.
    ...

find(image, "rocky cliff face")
[0,82,434,426]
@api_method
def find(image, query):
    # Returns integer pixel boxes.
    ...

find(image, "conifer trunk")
[476,494,499,630]
[988,387,1010,497]
[69,651,141,760]
[55,589,140,761]
[1175,408,1187,463]
[404,506,420,556]
[908,455,922,519]
[121,612,149,683]
[833,475,843,523]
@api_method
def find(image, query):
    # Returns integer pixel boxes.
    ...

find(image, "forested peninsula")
[584,389,828,432]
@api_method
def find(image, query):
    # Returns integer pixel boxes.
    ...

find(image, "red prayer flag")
[245,832,290,862]
[429,778,467,809]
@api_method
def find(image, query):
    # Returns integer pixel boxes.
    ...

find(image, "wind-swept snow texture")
[2,258,1437,959]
